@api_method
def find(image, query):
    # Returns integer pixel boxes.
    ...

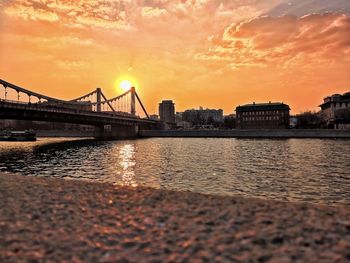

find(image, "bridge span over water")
[0,79,158,139]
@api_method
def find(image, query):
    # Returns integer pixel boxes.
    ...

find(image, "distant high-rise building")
[159,100,175,123]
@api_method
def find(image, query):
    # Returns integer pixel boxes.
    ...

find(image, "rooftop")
[319,91,350,107]
[236,102,290,112]
[159,100,174,104]
[184,108,223,112]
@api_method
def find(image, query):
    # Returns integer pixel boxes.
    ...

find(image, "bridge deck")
[0,100,155,126]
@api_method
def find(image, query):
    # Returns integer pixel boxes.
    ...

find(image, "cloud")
[76,16,130,30]
[2,0,130,30]
[267,0,350,17]
[55,60,88,70]
[141,6,167,18]
[197,13,350,69]
[4,4,59,22]
[2,0,278,32]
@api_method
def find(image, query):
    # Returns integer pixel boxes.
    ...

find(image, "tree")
[335,108,350,124]
[296,111,322,129]
[223,116,236,129]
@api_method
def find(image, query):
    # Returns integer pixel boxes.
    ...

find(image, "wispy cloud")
[197,13,350,69]
[141,6,167,18]
[4,4,59,22]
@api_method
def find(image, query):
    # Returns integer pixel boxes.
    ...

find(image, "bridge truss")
[0,79,150,119]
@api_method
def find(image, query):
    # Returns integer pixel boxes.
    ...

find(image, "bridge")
[0,79,158,139]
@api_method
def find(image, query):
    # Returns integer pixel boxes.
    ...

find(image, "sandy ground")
[0,174,349,263]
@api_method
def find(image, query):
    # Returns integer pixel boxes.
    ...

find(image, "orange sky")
[0,0,349,115]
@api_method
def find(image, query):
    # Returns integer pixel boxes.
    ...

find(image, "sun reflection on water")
[116,144,137,187]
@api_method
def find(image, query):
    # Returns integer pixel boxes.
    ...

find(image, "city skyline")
[1,0,350,115]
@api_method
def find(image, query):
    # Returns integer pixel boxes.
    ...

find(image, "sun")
[119,80,132,92]
[114,76,139,94]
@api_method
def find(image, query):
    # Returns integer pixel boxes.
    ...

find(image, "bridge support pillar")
[94,124,139,140]
[130,87,136,116]
[96,88,102,112]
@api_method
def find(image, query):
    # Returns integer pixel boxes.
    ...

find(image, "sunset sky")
[1,0,350,115]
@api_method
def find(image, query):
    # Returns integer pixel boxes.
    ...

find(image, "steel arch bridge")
[0,79,157,138]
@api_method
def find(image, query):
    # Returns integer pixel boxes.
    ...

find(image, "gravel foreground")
[0,174,349,263]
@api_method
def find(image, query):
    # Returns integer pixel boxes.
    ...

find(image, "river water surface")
[0,138,349,205]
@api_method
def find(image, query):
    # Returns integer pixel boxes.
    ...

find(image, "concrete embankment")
[1,174,349,262]
[139,129,350,139]
[36,130,95,138]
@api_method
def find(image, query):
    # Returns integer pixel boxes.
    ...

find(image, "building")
[236,102,290,129]
[182,107,223,125]
[175,112,183,124]
[149,114,159,121]
[159,100,175,123]
[319,92,350,127]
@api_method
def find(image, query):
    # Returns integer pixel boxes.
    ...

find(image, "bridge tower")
[96,88,102,112]
[130,86,136,116]
[0,78,156,139]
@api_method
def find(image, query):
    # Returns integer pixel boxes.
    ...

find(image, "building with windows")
[159,100,175,123]
[319,92,350,127]
[236,102,290,129]
[182,107,223,125]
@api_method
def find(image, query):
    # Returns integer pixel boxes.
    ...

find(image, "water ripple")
[0,138,349,205]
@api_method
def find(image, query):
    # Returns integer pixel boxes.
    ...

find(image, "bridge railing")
[0,79,151,120]
[0,100,155,124]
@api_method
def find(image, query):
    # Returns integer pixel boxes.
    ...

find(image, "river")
[0,137,349,205]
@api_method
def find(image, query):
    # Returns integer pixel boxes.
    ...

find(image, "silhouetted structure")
[296,111,322,129]
[0,79,155,139]
[182,107,223,125]
[223,114,236,129]
[149,114,159,121]
[236,102,290,129]
[319,92,350,127]
[159,100,175,123]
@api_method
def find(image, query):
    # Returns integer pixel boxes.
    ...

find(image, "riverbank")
[36,130,94,138]
[139,129,350,139]
[1,174,349,262]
